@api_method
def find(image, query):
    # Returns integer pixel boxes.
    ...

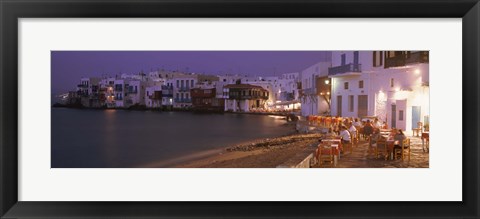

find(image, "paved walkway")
[315,136,429,168]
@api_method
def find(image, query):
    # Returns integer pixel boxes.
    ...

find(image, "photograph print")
[52,51,429,168]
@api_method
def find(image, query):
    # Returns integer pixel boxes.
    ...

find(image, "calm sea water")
[51,108,293,168]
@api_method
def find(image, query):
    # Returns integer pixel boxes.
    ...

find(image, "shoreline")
[52,105,301,117]
[173,132,321,168]
[137,125,303,168]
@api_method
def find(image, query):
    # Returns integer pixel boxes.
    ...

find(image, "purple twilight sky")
[51,51,331,95]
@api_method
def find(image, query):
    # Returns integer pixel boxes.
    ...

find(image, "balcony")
[328,63,362,76]
[384,51,429,68]
[175,98,192,103]
[179,87,190,92]
[149,95,162,100]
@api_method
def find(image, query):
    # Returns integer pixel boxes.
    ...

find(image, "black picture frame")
[1,0,479,218]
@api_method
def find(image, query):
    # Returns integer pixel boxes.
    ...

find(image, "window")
[341,54,346,65]
[344,82,349,90]
[390,78,394,87]
[380,51,383,65]
[348,95,354,112]
[176,80,179,88]
[191,80,194,87]
[359,80,364,89]
[373,51,384,67]
[399,110,404,121]
[353,51,359,64]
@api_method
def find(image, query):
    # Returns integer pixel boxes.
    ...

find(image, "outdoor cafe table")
[380,129,391,135]
[321,138,342,154]
[318,138,342,166]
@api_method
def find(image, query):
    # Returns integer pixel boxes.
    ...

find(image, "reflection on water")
[51,108,293,168]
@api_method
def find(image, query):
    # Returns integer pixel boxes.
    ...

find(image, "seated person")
[353,118,362,127]
[393,129,407,150]
[348,123,357,137]
[339,126,351,144]
[370,128,381,145]
[389,128,398,140]
[324,128,337,138]
[363,120,374,137]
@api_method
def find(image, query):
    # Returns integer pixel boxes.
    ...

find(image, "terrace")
[384,51,429,68]
[328,63,362,76]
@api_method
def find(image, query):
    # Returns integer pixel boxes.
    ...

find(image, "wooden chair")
[349,130,359,147]
[342,141,353,155]
[373,137,388,160]
[355,126,363,140]
[412,122,423,137]
[317,143,335,167]
[394,138,411,161]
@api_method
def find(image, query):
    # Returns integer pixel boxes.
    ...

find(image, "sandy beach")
[176,133,322,168]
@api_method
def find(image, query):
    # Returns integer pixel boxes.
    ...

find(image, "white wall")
[330,51,429,134]
[331,51,375,72]
[299,62,331,116]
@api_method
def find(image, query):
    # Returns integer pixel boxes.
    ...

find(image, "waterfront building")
[124,80,146,107]
[99,77,116,108]
[299,62,332,117]
[113,79,130,108]
[191,87,224,111]
[145,85,163,109]
[223,83,269,112]
[161,83,174,109]
[279,72,300,101]
[77,77,102,107]
[329,51,430,133]
[173,74,198,109]
[246,80,275,107]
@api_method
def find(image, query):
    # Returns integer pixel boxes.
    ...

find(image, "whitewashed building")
[99,77,116,108]
[77,77,101,107]
[223,84,269,112]
[125,80,146,107]
[113,79,130,108]
[145,85,163,108]
[329,51,429,133]
[173,74,198,108]
[299,62,331,116]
